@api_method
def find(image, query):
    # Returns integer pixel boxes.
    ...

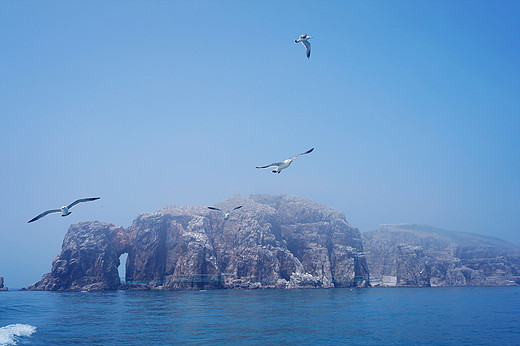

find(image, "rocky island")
[0,276,7,291]
[26,195,520,291]
[363,224,520,287]
[27,194,370,291]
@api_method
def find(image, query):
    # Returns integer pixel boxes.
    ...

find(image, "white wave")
[0,324,37,345]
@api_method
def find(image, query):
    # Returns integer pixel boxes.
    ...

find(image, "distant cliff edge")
[363,224,520,287]
[27,194,369,291]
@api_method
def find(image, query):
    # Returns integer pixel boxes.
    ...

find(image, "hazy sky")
[1,0,519,288]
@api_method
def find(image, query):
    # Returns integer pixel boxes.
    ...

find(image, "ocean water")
[1,287,519,345]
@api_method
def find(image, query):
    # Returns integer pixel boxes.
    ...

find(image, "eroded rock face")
[125,209,222,290]
[29,195,369,291]
[27,222,131,291]
[362,225,520,287]
[124,195,369,289]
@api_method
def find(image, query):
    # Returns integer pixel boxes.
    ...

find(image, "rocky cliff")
[0,276,7,291]
[27,222,131,291]
[28,195,369,291]
[362,224,520,287]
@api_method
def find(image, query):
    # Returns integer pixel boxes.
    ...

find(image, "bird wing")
[232,205,243,211]
[302,40,311,58]
[256,162,282,169]
[290,148,314,160]
[67,197,100,209]
[28,209,61,223]
[208,206,226,216]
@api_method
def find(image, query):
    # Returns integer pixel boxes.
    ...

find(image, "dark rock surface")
[362,224,520,287]
[0,276,7,291]
[28,195,369,291]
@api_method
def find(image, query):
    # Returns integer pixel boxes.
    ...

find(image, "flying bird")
[256,148,314,174]
[207,206,243,220]
[295,34,312,58]
[28,197,100,223]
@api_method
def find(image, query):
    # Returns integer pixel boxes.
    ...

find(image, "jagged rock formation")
[27,222,132,291]
[0,276,7,291]
[362,224,520,287]
[28,195,369,291]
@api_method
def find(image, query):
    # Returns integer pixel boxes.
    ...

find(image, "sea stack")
[26,222,132,291]
[0,276,7,291]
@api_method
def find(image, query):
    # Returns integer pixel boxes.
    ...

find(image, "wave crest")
[0,324,37,345]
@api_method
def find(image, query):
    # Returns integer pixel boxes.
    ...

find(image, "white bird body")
[272,159,292,173]
[60,206,71,216]
[208,206,242,220]
[28,197,100,223]
[295,34,312,58]
[256,148,314,174]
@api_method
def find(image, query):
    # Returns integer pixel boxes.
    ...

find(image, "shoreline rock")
[0,276,7,291]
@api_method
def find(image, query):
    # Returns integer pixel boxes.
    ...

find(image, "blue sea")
[1,287,519,345]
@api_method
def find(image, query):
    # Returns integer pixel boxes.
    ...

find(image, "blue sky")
[1,0,519,288]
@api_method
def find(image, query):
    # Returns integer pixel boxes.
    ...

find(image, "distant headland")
[24,195,520,291]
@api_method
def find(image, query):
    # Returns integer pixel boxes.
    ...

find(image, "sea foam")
[0,324,37,345]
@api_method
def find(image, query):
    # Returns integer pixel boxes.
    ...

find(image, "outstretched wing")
[256,162,282,169]
[302,40,311,58]
[28,209,61,223]
[208,206,226,216]
[290,148,314,160]
[67,197,100,209]
[232,205,243,211]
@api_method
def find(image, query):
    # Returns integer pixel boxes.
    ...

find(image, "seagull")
[28,197,100,223]
[207,206,242,220]
[295,34,312,58]
[256,148,314,174]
